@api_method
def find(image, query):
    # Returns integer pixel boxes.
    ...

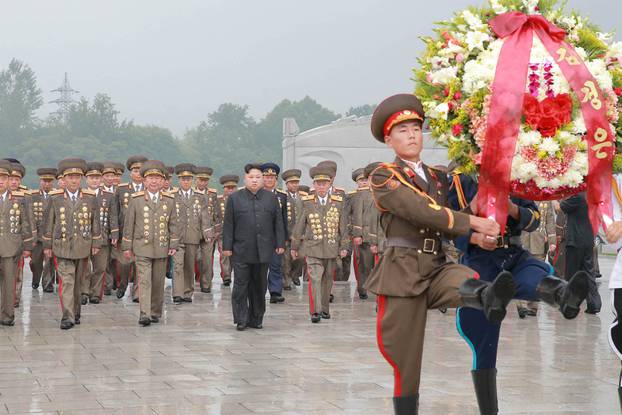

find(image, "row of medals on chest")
[143,205,169,246]
[1,202,22,234]
[32,200,46,221]
[308,207,339,243]
[58,206,91,239]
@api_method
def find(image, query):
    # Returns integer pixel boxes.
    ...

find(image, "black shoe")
[182,297,192,303]
[517,306,528,319]
[392,394,419,415]
[293,279,301,286]
[321,312,331,319]
[173,296,183,305]
[104,290,112,296]
[32,283,39,289]
[585,308,600,314]
[618,384,622,411]
[283,285,292,291]
[116,289,125,299]
[90,298,100,304]
[223,280,231,287]
[536,272,589,319]
[460,271,515,324]
[236,323,246,331]
[0,320,15,326]
[526,309,538,316]
[80,295,88,306]
[75,317,80,325]
[43,287,54,293]
[201,288,211,293]
[270,293,285,304]
[329,294,334,303]
[60,320,74,330]
[472,368,498,415]
[359,293,368,300]
[311,313,321,323]
[132,298,139,303]
[139,317,151,326]
[150,317,160,323]
[13,303,19,308]
[247,323,263,329]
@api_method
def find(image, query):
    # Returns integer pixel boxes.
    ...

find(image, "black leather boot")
[392,394,418,415]
[536,272,588,319]
[472,368,498,415]
[459,271,515,323]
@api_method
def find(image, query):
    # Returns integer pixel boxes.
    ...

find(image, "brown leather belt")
[386,236,440,254]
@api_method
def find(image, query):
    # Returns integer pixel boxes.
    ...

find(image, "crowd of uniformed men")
[0,155,385,329]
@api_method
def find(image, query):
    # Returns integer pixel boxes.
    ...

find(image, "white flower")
[465,31,491,52]
[462,10,486,31]
[564,170,585,187]
[606,42,622,64]
[428,66,457,85]
[517,130,541,147]
[522,0,539,14]
[539,138,560,154]
[428,103,450,120]
[571,115,587,135]
[489,0,508,14]
[585,59,613,91]
[438,42,467,59]
[597,32,614,44]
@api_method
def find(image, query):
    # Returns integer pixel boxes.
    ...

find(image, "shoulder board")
[193,187,205,194]
[170,188,179,194]
[118,183,129,188]
[331,195,343,202]
[299,191,308,196]
[359,186,370,191]
[333,186,344,191]
[82,188,96,195]
[217,194,224,200]
[276,189,286,194]
[162,192,174,199]
[49,189,64,196]
[12,191,25,197]
[132,191,145,198]
[208,188,217,194]
[102,189,114,195]
[237,186,245,191]
[347,190,357,195]
[302,195,315,201]
[18,185,28,190]
[24,189,36,196]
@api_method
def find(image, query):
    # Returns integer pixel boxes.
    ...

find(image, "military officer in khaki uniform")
[43,158,102,330]
[0,160,33,325]
[29,168,57,293]
[81,162,113,304]
[216,174,239,286]
[5,160,27,307]
[110,155,148,301]
[350,168,375,300]
[366,94,515,414]
[195,166,220,293]
[291,165,350,323]
[516,200,556,317]
[364,162,386,261]
[172,163,211,304]
[101,162,119,294]
[121,160,179,326]
[281,169,304,290]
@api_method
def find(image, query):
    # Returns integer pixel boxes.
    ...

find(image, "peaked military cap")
[371,93,425,142]
[37,168,58,180]
[58,158,87,177]
[195,166,213,179]
[260,162,280,177]
[86,162,104,176]
[175,163,196,177]
[352,168,365,182]
[219,174,240,187]
[309,165,333,182]
[282,169,302,183]
[140,160,166,178]
[126,155,148,170]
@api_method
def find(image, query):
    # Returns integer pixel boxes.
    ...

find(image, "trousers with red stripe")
[376,264,469,397]
[306,257,335,315]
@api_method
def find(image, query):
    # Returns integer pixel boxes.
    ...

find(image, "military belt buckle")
[422,238,435,253]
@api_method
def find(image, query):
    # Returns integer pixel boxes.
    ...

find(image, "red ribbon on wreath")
[477,11,614,233]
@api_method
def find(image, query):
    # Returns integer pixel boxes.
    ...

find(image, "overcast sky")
[0,0,617,135]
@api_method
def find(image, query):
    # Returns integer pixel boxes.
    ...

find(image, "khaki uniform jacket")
[110,182,144,241]
[358,188,377,245]
[291,194,350,259]
[0,191,34,257]
[286,192,304,240]
[521,201,556,256]
[199,189,219,239]
[42,189,102,259]
[173,188,211,245]
[121,191,179,258]
[364,158,471,297]
[95,188,114,247]
[27,189,52,243]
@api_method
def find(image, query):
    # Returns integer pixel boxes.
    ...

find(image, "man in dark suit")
[560,193,601,313]
[222,163,285,330]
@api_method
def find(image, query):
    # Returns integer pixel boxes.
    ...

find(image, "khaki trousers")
[114,246,138,300]
[173,244,199,299]
[57,257,89,323]
[199,239,217,290]
[282,240,302,288]
[353,243,374,295]
[31,241,55,290]
[135,256,167,320]
[305,257,335,315]
[85,246,110,301]
[14,258,24,306]
[217,240,232,282]
[0,256,19,323]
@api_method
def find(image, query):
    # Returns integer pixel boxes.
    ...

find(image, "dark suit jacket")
[223,187,285,264]
[560,193,593,248]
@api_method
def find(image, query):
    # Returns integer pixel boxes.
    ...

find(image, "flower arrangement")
[414,0,622,202]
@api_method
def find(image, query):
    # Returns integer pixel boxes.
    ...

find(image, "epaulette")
[162,191,174,199]
[334,186,344,192]
[358,186,370,191]
[49,189,64,196]
[348,190,357,195]
[276,189,287,194]
[18,185,28,190]
[193,187,205,195]
[299,191,308,196]
[170,188,179,194]
[102,188,114,195]
[132,191,145,198]
[238,186,245,190]
[118,182,129,188]
[24,189,36,196]
[208,188,217,194]
[302,195,315,201]
[217,194,224,200]
[82,189,96,196]
[331,195,343,202]
[12,190,25,197]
